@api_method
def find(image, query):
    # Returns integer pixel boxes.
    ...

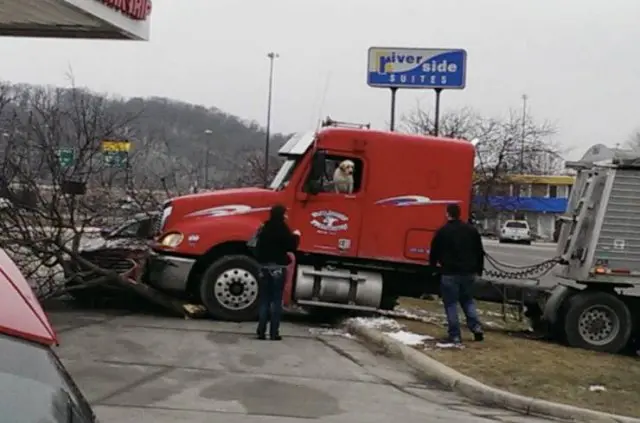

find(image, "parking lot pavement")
[48,309,558,423]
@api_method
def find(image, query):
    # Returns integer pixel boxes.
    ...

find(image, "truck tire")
[199,255,261,321]
[563,290,632,353]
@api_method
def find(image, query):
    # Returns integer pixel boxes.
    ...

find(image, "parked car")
[0,247,98,422]
[65,212,160,302]
[499,220,532,244]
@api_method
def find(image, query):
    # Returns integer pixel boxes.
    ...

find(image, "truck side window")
[305,155,363,194]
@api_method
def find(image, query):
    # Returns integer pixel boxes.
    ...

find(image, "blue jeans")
[256,265,285,337]
[440,274,483,340]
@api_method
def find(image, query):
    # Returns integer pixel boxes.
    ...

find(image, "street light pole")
[204,129,213,189]
[264,52,279,188]
[520,94,528,173]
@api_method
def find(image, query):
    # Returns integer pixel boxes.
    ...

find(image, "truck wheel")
[563,290,632,353]
[199,255,261,321]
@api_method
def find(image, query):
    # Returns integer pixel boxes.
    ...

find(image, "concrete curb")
[344,320,640,423]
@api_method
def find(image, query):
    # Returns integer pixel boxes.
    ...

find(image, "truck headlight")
[159,232,183,247]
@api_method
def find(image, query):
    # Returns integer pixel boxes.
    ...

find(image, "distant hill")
[0,81,292,191]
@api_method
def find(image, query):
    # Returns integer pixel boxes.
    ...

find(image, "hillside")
[0,81,291,191]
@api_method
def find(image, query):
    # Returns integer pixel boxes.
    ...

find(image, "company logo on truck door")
[375,195,459,207]
[186,205,270,218]
[310,210,349,232]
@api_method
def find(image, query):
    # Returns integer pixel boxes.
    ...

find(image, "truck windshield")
[269,159,298,191]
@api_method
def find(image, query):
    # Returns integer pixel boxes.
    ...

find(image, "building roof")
[0,0,151,40]
[474,173,575,185]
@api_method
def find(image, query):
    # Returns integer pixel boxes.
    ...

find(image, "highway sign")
[58,148,74,169]
[101,140,131,152]
[367,47,467,89]
[104,151,129,168]
[102,140,130,168]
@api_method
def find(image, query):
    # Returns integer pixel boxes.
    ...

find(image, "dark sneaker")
[473,331,484,342]
[435,338,464,349]
[257,334,266,340]
[270,335,282,341]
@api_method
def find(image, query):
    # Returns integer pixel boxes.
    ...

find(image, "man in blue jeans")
[429,203,485,345]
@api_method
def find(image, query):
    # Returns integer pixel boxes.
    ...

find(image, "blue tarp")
[473,196,568,213]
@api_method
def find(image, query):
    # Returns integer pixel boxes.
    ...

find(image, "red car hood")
[0,249,57,346]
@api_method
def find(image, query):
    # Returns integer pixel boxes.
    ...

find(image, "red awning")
[0,249,57,346]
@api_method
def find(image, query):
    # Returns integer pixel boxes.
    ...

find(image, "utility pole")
[204,129,213,189]
[264,52,279,188]
[520,94,528,173]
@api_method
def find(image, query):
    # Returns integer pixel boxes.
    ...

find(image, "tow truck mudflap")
[541,284,576,326]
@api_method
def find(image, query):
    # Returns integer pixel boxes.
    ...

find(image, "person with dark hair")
[429,203,485,345]
[252,204,300,340]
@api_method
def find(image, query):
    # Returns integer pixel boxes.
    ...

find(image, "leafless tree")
[228,149,283,188]
[626,130,640,151]
[0,81,192,316]
[402,103,564,220]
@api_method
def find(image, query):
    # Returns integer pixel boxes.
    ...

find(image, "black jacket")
[254,220,299,266]
[429,219,484,275]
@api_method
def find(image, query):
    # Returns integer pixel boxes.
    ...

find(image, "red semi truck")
[146,121,475,320]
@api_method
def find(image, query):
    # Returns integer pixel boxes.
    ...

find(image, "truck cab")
[147,121,475,320]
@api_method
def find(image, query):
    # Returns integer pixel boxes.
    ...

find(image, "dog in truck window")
[333,159,355,194]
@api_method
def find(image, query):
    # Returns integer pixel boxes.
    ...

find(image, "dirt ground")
[391,297,640,417]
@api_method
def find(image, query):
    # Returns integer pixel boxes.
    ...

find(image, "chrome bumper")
[146,251,196,292]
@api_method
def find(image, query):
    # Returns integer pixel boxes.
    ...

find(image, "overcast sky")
[0,0,639,159]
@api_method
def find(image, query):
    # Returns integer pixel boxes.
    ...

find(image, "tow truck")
[146,119,477,320]
[537,154,640,353]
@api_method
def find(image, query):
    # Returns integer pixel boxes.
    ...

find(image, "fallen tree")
[0,81,202,317]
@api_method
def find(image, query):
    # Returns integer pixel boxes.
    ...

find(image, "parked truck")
[539,155,640,353]
[146,119,476,321]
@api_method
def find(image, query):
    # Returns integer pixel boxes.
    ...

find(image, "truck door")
[290,151,365,257]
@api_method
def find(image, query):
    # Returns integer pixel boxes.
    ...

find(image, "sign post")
[367,47,467,134]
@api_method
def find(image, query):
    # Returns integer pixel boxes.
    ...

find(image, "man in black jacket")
[429,203,485,345]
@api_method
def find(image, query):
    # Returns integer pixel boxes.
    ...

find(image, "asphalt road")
[483,239,560,288]
[49,308,557,423]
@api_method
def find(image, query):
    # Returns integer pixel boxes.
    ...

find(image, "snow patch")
[309,328,354,339]
[386,330,433,346]
[349,317,403,331]
[435,342,465,349]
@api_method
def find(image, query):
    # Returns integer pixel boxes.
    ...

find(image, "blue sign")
[367,47,467,89]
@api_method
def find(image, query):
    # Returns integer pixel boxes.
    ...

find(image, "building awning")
[0,0,151,40]
[474,196,568,213]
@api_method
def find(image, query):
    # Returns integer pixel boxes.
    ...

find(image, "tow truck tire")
[199,255,261,321]
[563,290,632,354]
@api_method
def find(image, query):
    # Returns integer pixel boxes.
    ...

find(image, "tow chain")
[483,253,562,280]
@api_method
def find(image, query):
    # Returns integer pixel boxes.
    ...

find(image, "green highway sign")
[103,150,129,168]
[58,148,74,169]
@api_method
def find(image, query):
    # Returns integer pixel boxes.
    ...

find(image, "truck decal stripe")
[186,205,271,218]
[375,195,459,207]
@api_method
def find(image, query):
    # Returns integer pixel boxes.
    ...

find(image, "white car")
[499,220,532,244]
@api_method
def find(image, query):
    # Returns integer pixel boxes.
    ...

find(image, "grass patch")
[391,297,640,417]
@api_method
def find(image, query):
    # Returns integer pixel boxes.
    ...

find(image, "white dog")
[333,159,355,194]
